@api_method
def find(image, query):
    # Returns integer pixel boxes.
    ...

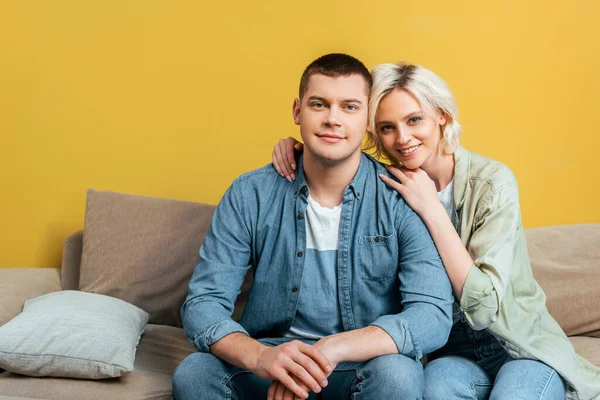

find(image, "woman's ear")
[438,112,447,126]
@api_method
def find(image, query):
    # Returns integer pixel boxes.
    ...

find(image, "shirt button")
[292,287,298,292]
[285,318,291,323]
[375,236,381,242]
[301,187,307,194]
[297,251,303,257]
[297,213,303,220]
[499,340,506,346]
[357,192,361,198]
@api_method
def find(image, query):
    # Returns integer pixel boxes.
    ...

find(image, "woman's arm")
[380,166,472,299]
[381,166,522,330]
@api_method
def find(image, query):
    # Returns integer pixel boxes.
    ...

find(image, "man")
[173,53,453,399]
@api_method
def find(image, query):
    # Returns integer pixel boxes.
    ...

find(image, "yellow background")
[1,1,599,268]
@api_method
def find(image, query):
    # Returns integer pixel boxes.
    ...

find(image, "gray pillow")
[0,290,149,379]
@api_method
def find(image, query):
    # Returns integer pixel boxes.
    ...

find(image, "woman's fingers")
[379,174,405,195]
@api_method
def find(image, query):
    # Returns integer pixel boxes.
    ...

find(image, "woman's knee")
[490,359,565,400]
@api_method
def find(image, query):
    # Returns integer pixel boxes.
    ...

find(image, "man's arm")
[181,179,331,399]
[369,205,454,360]
[181,180,254,352]
[314,326,397,366]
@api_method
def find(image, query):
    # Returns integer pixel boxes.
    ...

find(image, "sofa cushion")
[0,291,148,379]
[570,336,600,367]
[0,324,195,400]
[78,189,215,327]
[526,224,600,338]
[0,268,61,327]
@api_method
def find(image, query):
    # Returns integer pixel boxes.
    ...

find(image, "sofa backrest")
[61,190,599,337]
[526,224,600,338]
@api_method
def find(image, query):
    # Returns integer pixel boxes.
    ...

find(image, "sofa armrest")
[0,268,62,327]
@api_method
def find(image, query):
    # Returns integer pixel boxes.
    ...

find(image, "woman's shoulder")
[462,148,518,192]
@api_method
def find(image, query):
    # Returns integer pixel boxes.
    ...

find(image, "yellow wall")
[1,1,599,268]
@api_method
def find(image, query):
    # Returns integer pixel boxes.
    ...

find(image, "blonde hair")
[366,62,461,161]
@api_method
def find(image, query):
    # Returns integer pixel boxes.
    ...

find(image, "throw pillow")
[0,290,148,379]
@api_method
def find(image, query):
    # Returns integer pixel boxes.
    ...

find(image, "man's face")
[293,73,369,166]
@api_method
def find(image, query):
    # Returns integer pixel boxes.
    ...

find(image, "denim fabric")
[172,338,425,399]
[181,153,453,359]
[424,313,565,399]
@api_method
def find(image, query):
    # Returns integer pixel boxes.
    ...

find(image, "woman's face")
[375,88,446,171]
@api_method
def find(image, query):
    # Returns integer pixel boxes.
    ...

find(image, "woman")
[271,62,600,399]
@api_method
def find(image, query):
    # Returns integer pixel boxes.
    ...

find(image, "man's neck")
[303,151,361,208]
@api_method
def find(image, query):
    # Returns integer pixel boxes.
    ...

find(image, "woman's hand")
[272,137,303,182]
[379,165,442,217]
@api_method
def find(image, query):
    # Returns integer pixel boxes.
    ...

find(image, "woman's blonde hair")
[366,62,461,161]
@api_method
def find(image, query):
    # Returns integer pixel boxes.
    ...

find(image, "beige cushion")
[570,336,600,367]
[0,324,195,400]
[0,268,61,327]
[0,291,148,379]
[78,189,215,327]
[526,224,600,337]
[61,231,83,291]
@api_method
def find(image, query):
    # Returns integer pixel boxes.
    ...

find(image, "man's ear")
[292,98,301,125]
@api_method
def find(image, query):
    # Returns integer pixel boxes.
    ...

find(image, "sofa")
[0,189,599,400]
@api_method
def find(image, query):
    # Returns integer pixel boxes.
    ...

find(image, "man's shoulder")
[358,153,410,219]
[233,163,281,185]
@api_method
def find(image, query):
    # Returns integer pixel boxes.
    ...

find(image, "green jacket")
[453,147,600,400]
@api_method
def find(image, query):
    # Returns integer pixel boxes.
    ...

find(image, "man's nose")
[324,106,341,125]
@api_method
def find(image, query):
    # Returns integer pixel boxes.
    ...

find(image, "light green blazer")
[453,147,600,400]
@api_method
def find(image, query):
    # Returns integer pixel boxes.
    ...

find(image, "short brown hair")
[299,53,372,100]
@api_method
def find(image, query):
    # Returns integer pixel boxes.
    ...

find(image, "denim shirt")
[182,153,453,361]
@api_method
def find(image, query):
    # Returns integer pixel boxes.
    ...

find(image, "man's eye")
[345,105,358,111]
[311,102,325,108]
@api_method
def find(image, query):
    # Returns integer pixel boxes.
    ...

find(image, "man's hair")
[366,62,462,160]
[299,53,372,100]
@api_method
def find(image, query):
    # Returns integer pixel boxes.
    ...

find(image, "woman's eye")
[408,116,422,124]
[379,125,394,133]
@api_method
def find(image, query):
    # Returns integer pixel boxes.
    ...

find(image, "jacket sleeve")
[460,183,522,330]
[181,180,253,353]
[371,205,454,360]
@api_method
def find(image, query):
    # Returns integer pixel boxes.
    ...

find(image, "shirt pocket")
[358,233,398,282]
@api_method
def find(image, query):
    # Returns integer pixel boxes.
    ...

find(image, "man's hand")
[268,378,311,400]
[253,340,331,400]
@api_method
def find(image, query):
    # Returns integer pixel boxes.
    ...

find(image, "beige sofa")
[0,189,599,399]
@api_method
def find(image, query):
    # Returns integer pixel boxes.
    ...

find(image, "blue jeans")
[424,315,565,399]
[173,338,424,399]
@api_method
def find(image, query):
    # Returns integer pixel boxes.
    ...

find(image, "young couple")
[173,53,600,399]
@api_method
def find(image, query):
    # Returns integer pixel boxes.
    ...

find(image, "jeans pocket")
[358,233,398,282]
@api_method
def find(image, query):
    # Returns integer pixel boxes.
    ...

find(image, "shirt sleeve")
[370,205,454,360]
[460,183,522,330]
[181,180,253,353]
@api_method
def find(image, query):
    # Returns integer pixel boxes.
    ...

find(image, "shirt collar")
[292,152,370,200]
[453,146,471,210]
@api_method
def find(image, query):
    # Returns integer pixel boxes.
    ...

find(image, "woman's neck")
[422,151,455,192]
